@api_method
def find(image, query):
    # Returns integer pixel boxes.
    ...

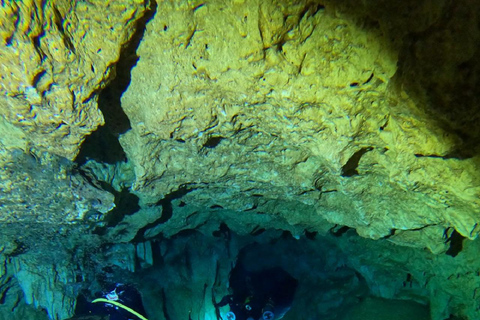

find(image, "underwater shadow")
[76,0,158,165]
[327,0,480,160]
[321,0,480,246]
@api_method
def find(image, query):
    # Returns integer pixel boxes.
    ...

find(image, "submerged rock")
[1,0,480,319]
[0,0,149,159]
[120,0,480,249]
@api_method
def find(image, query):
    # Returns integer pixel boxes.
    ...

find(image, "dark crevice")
[280,230,295,239]
[298,2,324,22]
[304,230,318,240]
[202,136,225,149]
[72,293,91,316]
[329,225,353,237]
[379,228,397,239]
[77,167,140,230]
[363,72,374,85]
[77,167,106,191]
[379,118,389,131]
[414,153,445,159]
[105,188,141,226]
[403,273,413,288]
[244,203,258,211]
[212,223,231,241]
[155,185,195,224]
[151,239,164,266]
[132,185,195,241]
[341,147,373,177]
[184,245,193,278]
[320,189,337,197]
[414,147,475,160]
[10,292,22,312]
[6,240,29,257]
[193,3,205,12]
[350,73,374,88]
[161,288,172,320]
[52,5,65,34]
[445,229,465,257]
[52,4,75,54]
[76,126,128,165]
[250,226,266,236]
[75,0,157,166]
[276,37,287,52]
[91,185,140,235]
[5,35,13,46]
[32,70,46,88]
[445,315,468,320]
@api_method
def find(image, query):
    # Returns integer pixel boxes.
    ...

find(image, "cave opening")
[72,223,430,320]
[74,0,158,167]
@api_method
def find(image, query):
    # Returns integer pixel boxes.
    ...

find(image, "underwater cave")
[70,225,432,320]
[1,0,480,320]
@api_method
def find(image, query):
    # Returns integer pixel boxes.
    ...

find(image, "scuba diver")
[216,265,298,320]
[86,283,148,320]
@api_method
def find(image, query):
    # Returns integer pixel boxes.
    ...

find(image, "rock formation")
[0,0,480,319]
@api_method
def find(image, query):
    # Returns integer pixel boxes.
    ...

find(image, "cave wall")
[0,0,149,159]
[1,0,480,319]
[119,0,480,250]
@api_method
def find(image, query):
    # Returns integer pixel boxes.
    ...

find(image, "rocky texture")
[120,0,480,253]
[12,256,78,320]
[0,0,148,159]
[73,225,431,320]
[0,275,49,320]
[340,297,430,320]
[335,227,480,320]
[0,143,115,320]
[0,148,115,224]
[0,0,151,319]
[115,0,480,318]
[0,243,79,320]
[1,0,480,320]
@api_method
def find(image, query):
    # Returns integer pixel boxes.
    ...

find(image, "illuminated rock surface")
[0,0,148,159]
[0,0,480,320]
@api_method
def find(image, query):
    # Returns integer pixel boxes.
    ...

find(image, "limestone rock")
[114,1,480,319]
[11,255,78,320]
[103,243,136,272]
[0,0,149,159]
[120,0,480,250]
[0,278,49,320]
[136,240,153,267]
[335,229,480,320]
[1,0,480,320]
[0,148,115,224]
[339,297,430,320]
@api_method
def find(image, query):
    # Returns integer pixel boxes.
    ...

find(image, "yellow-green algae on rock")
[1,0,480,320]
[121,0,480,249]
[0,0,148,159]
[0,0,148,319]
[116,0,480,319]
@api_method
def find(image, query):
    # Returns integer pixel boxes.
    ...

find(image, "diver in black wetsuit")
[216,266,298,320]
[88,283,147,320]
